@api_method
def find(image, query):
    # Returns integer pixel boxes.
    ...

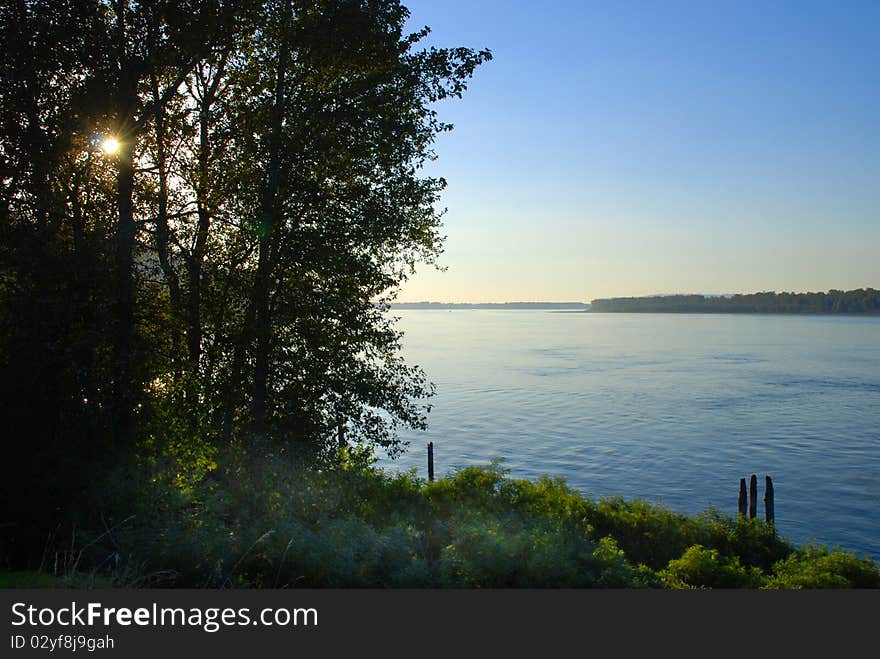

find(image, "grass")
[0,571,112,589]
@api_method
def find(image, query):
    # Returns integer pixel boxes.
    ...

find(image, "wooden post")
[738,478,748,517]
[749,474,758,519]
[427,442,434,483]
[764,475,775,526]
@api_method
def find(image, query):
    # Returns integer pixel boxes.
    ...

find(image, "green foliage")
[437,512,579,587]
[0,572,58,589]
[0,0,491,569]
[588,498,702,570]
[694,512,791,572]
[0,571,112,589]
[659,545,765,589]
[139,378,219,496]
[764,546,880,589]
[585,499,794,574]
[18,454,867,589]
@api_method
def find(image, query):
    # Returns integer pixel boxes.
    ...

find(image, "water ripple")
[380,311,880,560]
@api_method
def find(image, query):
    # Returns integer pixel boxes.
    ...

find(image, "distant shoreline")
[390,302,589,310]
[586,310,880,315]
[589,289,879,315]
[389,289,880,314]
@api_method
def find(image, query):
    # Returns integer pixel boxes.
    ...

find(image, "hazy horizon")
[398,0,879,303]
[394,286,879,305]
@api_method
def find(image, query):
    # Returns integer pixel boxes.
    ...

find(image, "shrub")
[23,455,878,589]
[588,498,702,569]
[660,545,766,589]
[765,546,880,589]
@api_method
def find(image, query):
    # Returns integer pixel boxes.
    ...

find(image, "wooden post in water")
[427,442,434,483]
[749,474,758,519]
[764,475,775,526]
[738,478,748,517]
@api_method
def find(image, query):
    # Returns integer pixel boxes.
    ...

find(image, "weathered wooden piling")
[427,442,434,483]
[738,478,748,516]
[764,475,775,525]
[748,474,758,519]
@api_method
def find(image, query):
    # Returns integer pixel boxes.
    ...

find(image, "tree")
[0,0,489,567]
[0,0,120,562]
[102,0,244,442]
[198,0,491,456]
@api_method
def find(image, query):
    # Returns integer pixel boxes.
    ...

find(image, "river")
[378,310,880,559]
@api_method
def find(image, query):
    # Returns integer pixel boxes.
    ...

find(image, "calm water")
[378,311,880,560]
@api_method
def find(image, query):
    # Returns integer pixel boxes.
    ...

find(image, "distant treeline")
[391,302,589,310]
[590,289,880,314]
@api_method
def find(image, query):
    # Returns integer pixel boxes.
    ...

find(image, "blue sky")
[398,0,879,302]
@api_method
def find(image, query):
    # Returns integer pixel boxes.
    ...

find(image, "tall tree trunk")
[69,170,97,448]
[188,107,210,380]
[114,138,137,443]
[188,50,229,409]
[252,0,292,432]
[151,73,184,387]
[112,0,139,443]
[221,298,256,442]
[16,8,57,443]
[111,0,236,441]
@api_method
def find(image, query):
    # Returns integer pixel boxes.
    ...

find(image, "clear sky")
[396,0,879,303]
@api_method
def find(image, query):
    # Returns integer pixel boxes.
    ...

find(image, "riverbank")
[4,451,878,589]
[590,288,880,313]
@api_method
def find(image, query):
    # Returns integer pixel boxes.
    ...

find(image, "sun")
[101,137,120,155]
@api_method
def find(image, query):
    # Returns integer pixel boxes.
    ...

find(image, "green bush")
[13,454,877,589]
[659,545,766,589]
[694,512,792,572]
[764,546,880,589]
[588,498,703,569]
